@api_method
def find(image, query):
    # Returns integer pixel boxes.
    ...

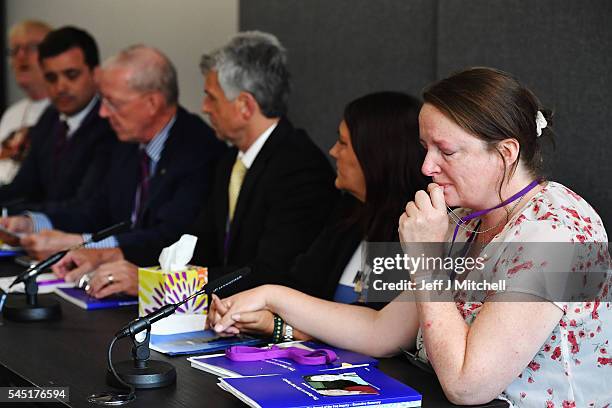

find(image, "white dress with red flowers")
[414,182,612,407]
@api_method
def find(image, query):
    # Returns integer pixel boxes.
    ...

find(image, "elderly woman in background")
[210,67,611,407]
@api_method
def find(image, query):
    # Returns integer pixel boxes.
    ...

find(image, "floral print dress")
[415,182,612,407]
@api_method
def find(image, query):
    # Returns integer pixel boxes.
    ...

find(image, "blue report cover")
[189,341,378,377]
[54,287,137,310]
[219,366,421,407]
[150,330,263,356]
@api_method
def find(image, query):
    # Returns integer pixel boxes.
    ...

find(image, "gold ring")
[107,274,114,284]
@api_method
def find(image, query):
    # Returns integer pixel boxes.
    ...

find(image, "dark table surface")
[0,260,507,407]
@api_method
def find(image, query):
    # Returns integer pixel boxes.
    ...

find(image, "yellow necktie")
[228,157,247,221]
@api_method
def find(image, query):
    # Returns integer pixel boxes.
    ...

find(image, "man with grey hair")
[5,45,225,288]
[52,31,337,300]
[0,20,52,183]
[191,31,337,295]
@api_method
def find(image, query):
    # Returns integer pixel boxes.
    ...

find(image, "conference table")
[0,260,507,407]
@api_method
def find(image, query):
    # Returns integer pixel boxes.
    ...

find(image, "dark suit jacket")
[285,193,363,299]
[127,117,338,291]
[46,106,226,253]
[287,194,391,311]
[191,117,338,294]
[0,100,116,212]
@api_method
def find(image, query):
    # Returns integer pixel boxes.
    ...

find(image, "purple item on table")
[226,345,338,365]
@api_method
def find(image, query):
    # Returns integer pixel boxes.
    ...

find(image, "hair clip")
[535,110,547,137]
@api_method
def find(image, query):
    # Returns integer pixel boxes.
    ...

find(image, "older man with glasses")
[0,20,52,184]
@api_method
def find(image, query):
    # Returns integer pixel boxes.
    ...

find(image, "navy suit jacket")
[46,106,226,253]
[0,100,116,212]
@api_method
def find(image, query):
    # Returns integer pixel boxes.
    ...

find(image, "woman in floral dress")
[208,67,611,407]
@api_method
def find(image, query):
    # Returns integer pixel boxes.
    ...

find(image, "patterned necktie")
[132,148,151,225]
[228,157,247,221]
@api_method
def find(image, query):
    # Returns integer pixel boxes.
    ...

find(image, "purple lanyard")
[451,179,541,243]
[225,345,338,365]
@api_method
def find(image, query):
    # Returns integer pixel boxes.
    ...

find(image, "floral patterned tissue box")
[138,266,209,334]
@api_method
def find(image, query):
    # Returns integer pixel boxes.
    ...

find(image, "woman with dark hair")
[343,91,426,244]
[304,91,427,304]
[208,91,428,340]
[210,68,611,406]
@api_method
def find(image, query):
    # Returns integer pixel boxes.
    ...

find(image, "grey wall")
[243,0,437,152]
[241,0,612,231]
[436,1,612,231]
[4,0,238,115]
[0,4,5,113]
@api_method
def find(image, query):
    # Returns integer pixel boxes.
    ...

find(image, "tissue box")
[138,265,208,335]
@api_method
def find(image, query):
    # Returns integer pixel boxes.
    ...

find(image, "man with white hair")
[4,45,225,273]
[0,20,51,183]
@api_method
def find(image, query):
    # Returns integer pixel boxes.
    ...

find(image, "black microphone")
[0,197,27,209]
[9,220,130,288]
[115,267,250,339]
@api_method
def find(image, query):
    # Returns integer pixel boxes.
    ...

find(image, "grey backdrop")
[241,0,612,231]
[4,0,238,116]
[0,4,5,113]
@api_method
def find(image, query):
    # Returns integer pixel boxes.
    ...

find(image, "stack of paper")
[188,341,378,378]
[54,287,137,310]
[218,365,421,407]
[0,273,74,294]
[189,341,421,407]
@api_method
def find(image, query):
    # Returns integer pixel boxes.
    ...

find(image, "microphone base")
[108,359,176,389]
[2,295,62,322]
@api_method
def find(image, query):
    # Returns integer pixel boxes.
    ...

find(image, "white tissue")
[158,234,198,272]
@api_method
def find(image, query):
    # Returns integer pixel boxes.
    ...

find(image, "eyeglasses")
[101,93,149,113]
[7,42,39,57]
[100,96,123,113]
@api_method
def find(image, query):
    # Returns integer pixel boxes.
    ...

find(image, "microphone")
[104,268,249,391]
[9,220,130,288]
[0,197,27,209]
[115,267,250,339]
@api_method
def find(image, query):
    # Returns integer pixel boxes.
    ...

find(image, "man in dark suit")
[0,26,116,214]
[4,45,225,267]
[54,31,337,299]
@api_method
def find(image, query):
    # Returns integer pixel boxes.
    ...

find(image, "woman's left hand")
[206,295,241,336]
[207,285,275,335]
[232,310,276,336]
[399,183,449,243]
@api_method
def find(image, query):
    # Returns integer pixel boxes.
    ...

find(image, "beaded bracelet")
[272,314,284,343]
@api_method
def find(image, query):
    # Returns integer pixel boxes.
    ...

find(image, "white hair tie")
[535,110,547,137]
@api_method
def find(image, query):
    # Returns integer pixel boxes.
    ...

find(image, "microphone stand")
[93,267,250,401]
[2,221,130,322]
[107,324,176,390]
